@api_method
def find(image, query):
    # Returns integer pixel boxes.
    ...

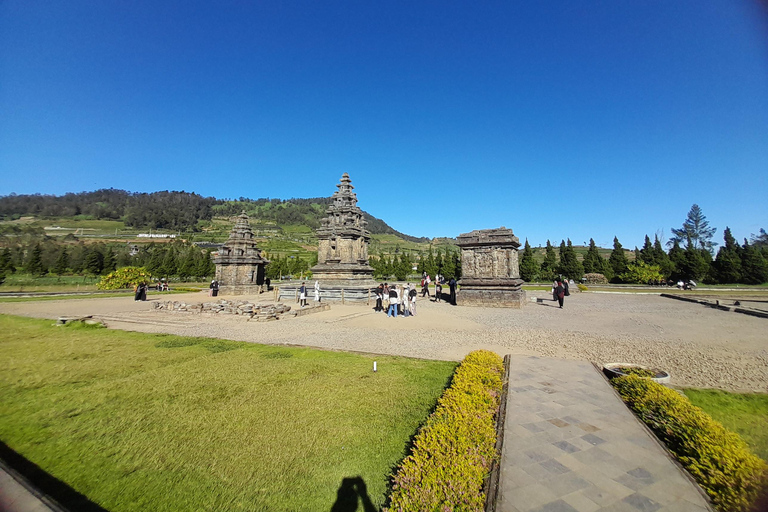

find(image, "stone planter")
[603,363,671,384]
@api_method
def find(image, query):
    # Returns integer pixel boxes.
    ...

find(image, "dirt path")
[2,290,766,392]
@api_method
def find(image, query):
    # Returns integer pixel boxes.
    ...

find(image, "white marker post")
[373,361,377,372]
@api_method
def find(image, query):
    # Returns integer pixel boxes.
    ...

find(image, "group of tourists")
[133,282,148,301]
[374,273,458,317]
[374,282,418,318]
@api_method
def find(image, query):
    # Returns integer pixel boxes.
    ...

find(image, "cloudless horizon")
[1,1,767,249]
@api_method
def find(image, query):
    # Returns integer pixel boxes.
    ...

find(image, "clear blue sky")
[2,1,767,248]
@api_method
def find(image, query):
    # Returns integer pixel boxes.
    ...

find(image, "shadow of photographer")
[330,476,378,512]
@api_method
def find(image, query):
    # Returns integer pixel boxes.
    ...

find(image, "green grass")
[1,274,102,292]
[683,388,768,462]
[0,315,456,511]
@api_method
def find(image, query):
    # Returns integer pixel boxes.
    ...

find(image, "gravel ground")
[2,290,766,392]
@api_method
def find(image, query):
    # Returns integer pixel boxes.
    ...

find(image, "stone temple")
[279,173,375,303]
[214,212,269,295]
[455,227,526,308]
[311,173,374,282]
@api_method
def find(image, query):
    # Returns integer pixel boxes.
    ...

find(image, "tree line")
[0,239,217,284]
[519,205,768,284]
[369,247,461,281]
[0,189,218,232]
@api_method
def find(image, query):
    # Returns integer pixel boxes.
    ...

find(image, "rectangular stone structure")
[456,227,526,308]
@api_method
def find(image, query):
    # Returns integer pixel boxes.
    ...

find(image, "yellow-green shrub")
[386,350,504,512]
[612,375,768,512]
[97,266,152,290]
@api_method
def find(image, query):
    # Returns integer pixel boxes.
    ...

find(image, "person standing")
[134,282,142,301]
[387,285,399,318]
[374,283,384,312]
[409,285,417,316]
[402,284,411,317]
[299,282,307,307]
[139,282,147,301]
[435,276,443,302]
[448,277,457,305]
[421,274,431,298]
[554,278,565,308]
[314,280,321,302]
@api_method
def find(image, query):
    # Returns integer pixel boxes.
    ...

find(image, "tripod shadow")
[330,476,378,512]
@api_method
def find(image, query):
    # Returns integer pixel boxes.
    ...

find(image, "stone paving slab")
[0,465,57,512]
[496,356,713,512]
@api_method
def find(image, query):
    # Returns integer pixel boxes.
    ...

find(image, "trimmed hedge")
[612,375,768,512]
[386,350,504,512]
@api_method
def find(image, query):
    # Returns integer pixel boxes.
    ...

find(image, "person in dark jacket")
[554,278,565,308]
[448,277,457,305]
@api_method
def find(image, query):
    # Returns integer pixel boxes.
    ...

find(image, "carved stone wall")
[456,227,525,308]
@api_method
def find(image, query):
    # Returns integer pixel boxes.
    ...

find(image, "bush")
[97,266,152,290]
[582,273,607,285]
[386,350,504,512]
[612,375,768,512]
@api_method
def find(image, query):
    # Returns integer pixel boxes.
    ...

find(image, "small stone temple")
[214,212,269,295]
[455,227,526,307]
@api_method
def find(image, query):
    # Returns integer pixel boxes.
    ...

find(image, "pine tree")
[712,228,742,284]
[519,239,539,282]
[539,240,558,281]
[0,247,15,274]
[670,204,717,252]
[608,237,629,280]
[178,248,197,280]
[25,244,46,275]
[84,247,104,276]
[639,235,655,265]
[581,239,602,274]
[159,247,177,277]
[441,250,457,280]
[652,236,674,278]
[680,236,709,281]
[53,248,69,275]
[668,240,685,280]
[740,239,768,284]
[557,239,584,280]
[102,248,116,274]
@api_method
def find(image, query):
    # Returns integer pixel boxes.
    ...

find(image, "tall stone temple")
[310,173,374,283]
[455,227,526,308]
[214,212,269,295]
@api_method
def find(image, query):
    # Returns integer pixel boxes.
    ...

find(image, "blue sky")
[1,1,766,248]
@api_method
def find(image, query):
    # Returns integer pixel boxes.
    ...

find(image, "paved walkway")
[496,356,713,512]
[0,463,58,512]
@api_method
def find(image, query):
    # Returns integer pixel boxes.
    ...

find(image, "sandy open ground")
[1,290,766,392]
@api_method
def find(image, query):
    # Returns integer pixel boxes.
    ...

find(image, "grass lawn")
[683,388,768,462]
[0,315,456,511]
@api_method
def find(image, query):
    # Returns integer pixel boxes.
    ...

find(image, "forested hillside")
[0,189,427,242]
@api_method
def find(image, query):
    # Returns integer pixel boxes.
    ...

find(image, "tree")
[441,250,457,280]
[557,239,584,280]
[711,227,742,284]
[679,236,709,281]
[539,241,558,281]
[740,239,768,284]
[53,247,69,276]
[0,248,15,274]
[652,236,674,278]
[102,248,116,274]
[620,261,664,284]
[84,247,104,276]
[750,228,768,248]
[519,239,539,282]
[669,204,717,253]
[24,244,46,275]
[581,239,602,274]
[668,240,685,280]
[639,235,655,265]
[608,237,629,281]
